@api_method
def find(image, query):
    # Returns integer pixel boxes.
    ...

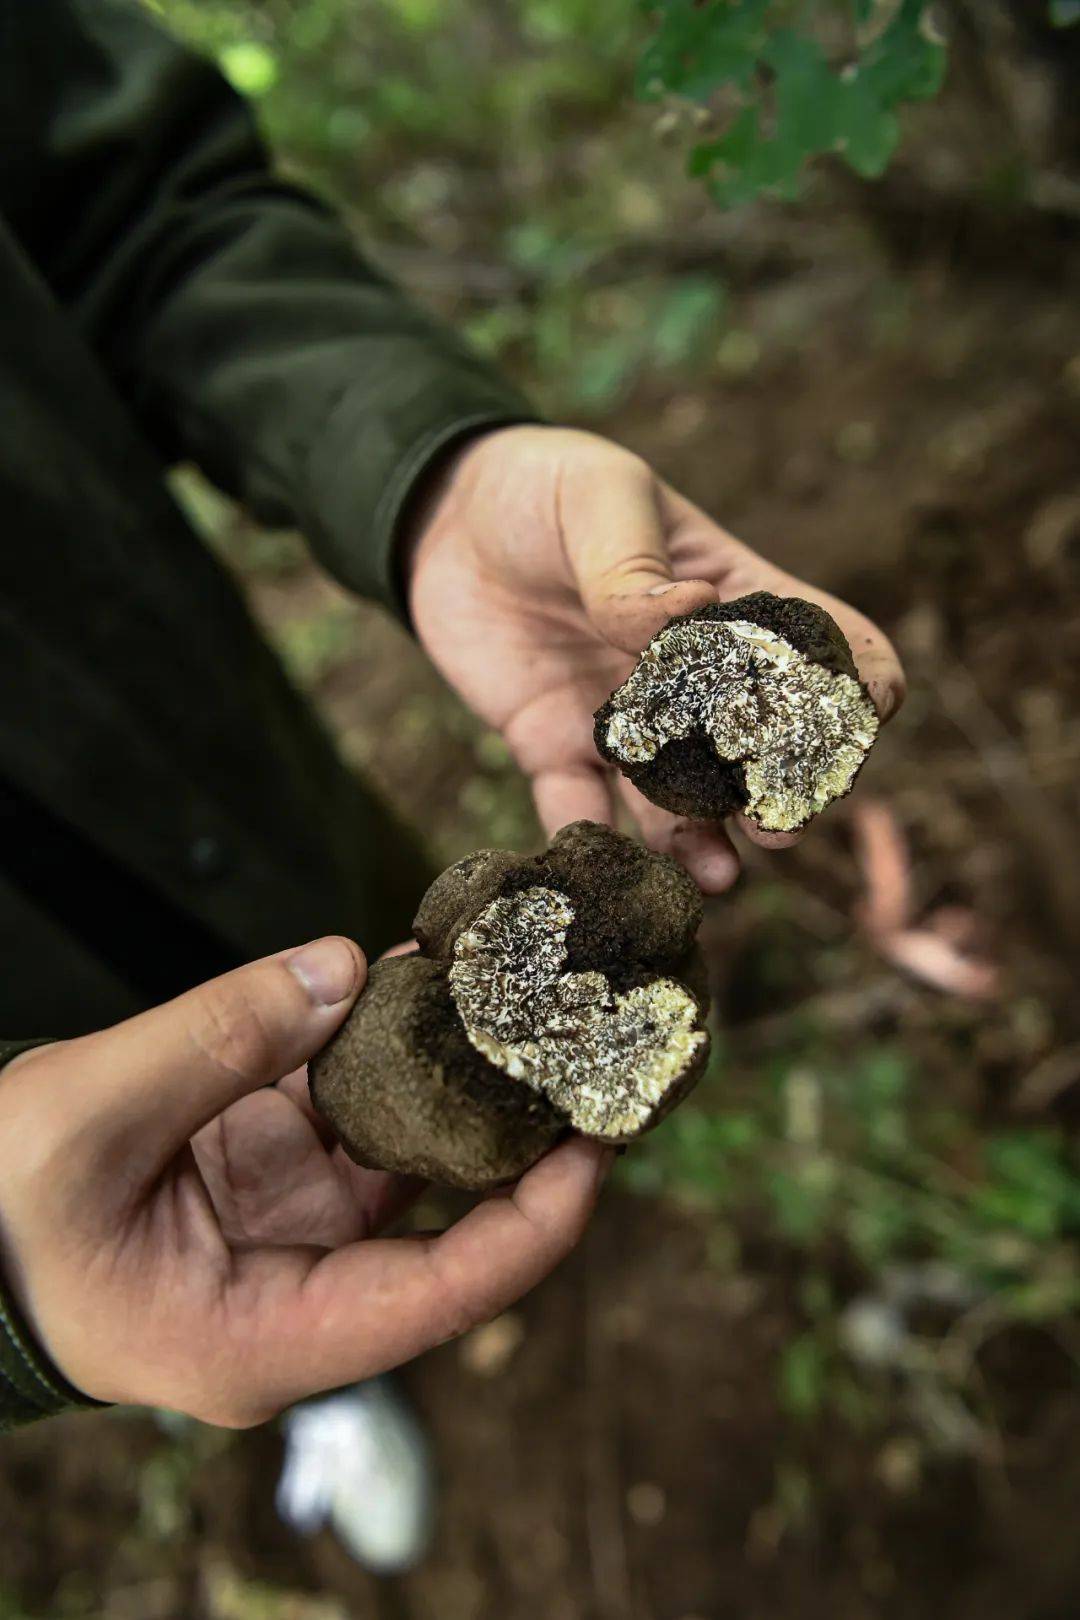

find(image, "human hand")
[0,939,609,1427]
[406,425,904,893]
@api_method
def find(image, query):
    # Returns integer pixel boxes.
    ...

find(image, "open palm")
[409,426,904,892]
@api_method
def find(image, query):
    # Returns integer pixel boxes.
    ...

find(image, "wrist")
[0,1209,105,1429]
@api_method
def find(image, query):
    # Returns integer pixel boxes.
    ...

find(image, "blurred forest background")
[3,2,1080,1616]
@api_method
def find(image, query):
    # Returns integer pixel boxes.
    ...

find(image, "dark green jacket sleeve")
[0,1043,108,1433]
[0,0,536,615]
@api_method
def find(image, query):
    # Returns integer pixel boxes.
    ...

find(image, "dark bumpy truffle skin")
[519,819,702,975]
[593,591,879,832]
[309,956,565,1189]
[310,822,711,1190]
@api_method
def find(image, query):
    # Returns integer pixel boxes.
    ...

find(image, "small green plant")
[625,1037,1080,1296]
[620,1031,1080,1441]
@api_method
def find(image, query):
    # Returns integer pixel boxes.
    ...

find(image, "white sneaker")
[275,1379,434,1574]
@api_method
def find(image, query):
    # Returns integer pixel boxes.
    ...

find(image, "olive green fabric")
[0,0,538,1430]
[1,0,535,616]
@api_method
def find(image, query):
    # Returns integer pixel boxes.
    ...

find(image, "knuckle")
[571,439,649,483]
[435,1289,480,1346]
[616,448,651,482]
[425,1255,491,1346]
[188,981,279,1088]
[0,1040,88,1197]
[596,551,666,587]
[446,1292,488,1343]
[611,451,653,491]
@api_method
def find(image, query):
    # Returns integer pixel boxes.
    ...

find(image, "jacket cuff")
[0,1040,110,1432]
[301,345,540,619]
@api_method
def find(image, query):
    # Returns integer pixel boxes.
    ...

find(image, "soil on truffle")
[310,822,709,1187]
[593,591,869,826]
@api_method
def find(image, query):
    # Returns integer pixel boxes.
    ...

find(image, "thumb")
[61,938,365,1169]
[559,451,715,653]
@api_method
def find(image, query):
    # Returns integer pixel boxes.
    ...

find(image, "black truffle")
[593,591,879,832]
[309,822,710,1190]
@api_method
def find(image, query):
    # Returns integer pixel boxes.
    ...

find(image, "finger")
[614,777,684,850]
[559,453,715,654]
[616,779,741,895]
[380,940,420,960]
[270,1074,427,1234]
[734,565,903,725]
[56,938,366,1173]
[504,682,619,832]
[762,580,903,725]
[533,764,615,835]
[818,608,904,724]
[246,1137,611,1407]
[669,821,742,894]
[733,814,804,851]
[192,1089,366,1250]
[330,1155,428,1237]
[276,1064,336,1146]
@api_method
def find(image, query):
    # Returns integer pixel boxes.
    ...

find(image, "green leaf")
[778,1332,828,1419]
[1049,0,1080,25]
[217,40,280,98]
[859,0,946,104]
[850,1048,910,1153]
[693,105,805,207]
[764,29,842,157]
[837,72,901,177]
[973,1131,1080,1239]
[644,0,947,206]
[572,335,642,408]
[392,0,444,33]
[650,276,727,365]
[846,1192,912,1266]
[767,1160,835,1243]
[636,0,770,101]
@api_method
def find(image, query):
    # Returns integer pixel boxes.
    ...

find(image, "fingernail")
[647,581,679,596]
[287,938,360,1006]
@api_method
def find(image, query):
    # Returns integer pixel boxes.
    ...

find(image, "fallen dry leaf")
[850,800,1000,1001]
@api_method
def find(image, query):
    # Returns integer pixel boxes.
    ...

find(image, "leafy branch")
[637,0,948,205]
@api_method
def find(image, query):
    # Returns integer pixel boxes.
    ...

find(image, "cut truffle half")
[593,591,879,832]
[309,822,710,1189]
[449,885,705,1140]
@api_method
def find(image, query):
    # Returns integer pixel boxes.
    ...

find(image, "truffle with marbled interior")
[309,822,710,1190]
[594,591,879,833]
